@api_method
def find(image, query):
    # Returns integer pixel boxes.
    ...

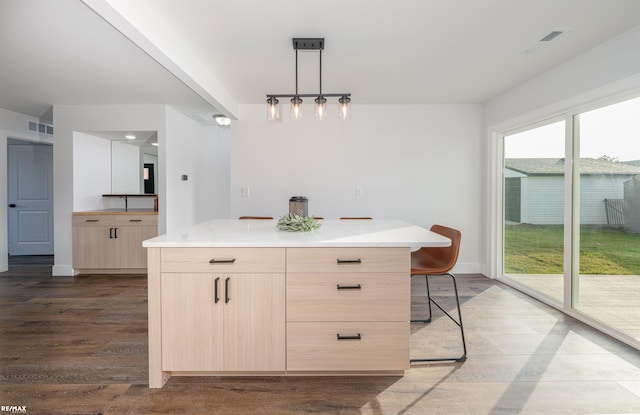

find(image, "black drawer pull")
[129,219,143,222]
[214,277,220,303]
[337,284,362,290]
[86,219,99,222]
[209,258,236,264]
[225,277,230,303]
[336,258,362,264]
[337,333,362,341]
[109,227,114,239]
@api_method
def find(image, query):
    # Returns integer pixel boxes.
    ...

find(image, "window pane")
[574,96,640,340]
[503,121,565,302]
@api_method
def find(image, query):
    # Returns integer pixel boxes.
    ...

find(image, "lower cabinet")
[286,247,410,372]
[72,213,157,273]
[160,272,286,372]
[148,246,409,387]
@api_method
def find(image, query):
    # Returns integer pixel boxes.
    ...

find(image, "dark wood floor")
[1,256,639,414]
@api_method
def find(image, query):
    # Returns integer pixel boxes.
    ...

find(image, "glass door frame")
[489,88,640,351]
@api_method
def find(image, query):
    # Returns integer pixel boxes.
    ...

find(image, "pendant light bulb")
[267,97,280,121]
[314,96,327,120]
[338,96,351,120]
[290,96,303,120]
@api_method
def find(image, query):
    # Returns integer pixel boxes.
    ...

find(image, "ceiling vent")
[522,28,570,54]
[27,121,54,136]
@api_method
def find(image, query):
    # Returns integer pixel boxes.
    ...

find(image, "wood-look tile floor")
[1,256,640,414]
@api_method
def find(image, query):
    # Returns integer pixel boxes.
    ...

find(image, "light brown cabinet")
[147,245,410,387]
[286,247,410,372]
[158,248,286,373]
[72,213,157,273]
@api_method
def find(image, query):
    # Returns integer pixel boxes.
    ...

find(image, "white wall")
[0,108,54,272]
[111,140,141,194]
[163,106,231,232]
[231,104,484,273]
[73,132,111,211]
[484,24,640,277]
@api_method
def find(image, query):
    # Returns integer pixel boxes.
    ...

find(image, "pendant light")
[266,38,351,121]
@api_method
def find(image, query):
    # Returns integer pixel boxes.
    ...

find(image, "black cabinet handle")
[214,277,220,303]
[336,259,362,264]
[109,228,114,239]
[86,219,99,222]
[129,219,142,222]
[8,204,16,208]
[336,284,362,290]
[337,333,362,340]
[224,277,230,303]
[114,227,118,239]
[209,258,236,264]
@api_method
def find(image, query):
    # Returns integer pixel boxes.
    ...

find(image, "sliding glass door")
[573,96,640,340]
[502,120,565,303]
[500,94,640,344]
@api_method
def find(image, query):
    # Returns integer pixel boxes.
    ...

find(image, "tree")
[598,155,619,163]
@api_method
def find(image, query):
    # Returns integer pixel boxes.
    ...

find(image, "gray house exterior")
[505,158,640,226]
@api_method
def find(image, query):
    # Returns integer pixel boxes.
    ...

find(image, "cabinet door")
[161,273,224,371]
[115,225,157,268]
[223,273,286,371]
[72,225,116,269]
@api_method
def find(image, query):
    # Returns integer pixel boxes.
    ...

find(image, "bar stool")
[410,224,467,363]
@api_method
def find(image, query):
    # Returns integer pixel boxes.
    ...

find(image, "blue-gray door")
[7,142,54,255]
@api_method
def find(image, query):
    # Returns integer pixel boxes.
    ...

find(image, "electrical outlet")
[242,186,250,197]
[356,187,363,197]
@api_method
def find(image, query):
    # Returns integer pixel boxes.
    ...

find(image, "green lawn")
[504,224,640,274]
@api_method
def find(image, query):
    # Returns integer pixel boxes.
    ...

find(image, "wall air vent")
[27,121,54,136]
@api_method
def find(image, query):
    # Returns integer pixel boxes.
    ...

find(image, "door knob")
[8,204,16,208]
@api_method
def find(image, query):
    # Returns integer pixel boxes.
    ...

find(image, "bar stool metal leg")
[410,275,433,323]
[410,272,467,363]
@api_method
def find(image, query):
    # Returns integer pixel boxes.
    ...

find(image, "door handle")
[8,204,16,208]
[224,277,230,303]
[214,277,220,303]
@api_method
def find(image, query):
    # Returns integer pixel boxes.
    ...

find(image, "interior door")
[7,142,54,255]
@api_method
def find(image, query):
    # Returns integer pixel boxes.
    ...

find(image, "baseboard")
[52,264,74,277]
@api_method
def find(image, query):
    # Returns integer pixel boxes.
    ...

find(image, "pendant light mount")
[266,37,351,121]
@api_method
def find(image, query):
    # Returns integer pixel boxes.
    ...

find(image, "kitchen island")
[143,219,450,388]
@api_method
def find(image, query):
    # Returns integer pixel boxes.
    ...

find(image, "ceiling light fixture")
[213,114,231,127]
[267,38,351,121]
[125,134,136,140]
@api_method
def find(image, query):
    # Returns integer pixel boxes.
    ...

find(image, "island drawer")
[287,272,409,321]
[287,322,409,371]
[286,247,409,273]
[161,247,285,273]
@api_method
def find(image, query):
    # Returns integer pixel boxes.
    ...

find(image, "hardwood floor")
[1,256,639,414]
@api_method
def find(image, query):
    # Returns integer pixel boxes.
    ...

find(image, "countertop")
[73,209,158,216]
[142,219,450,248]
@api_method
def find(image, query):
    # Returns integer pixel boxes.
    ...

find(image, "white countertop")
[143,219,450,248]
